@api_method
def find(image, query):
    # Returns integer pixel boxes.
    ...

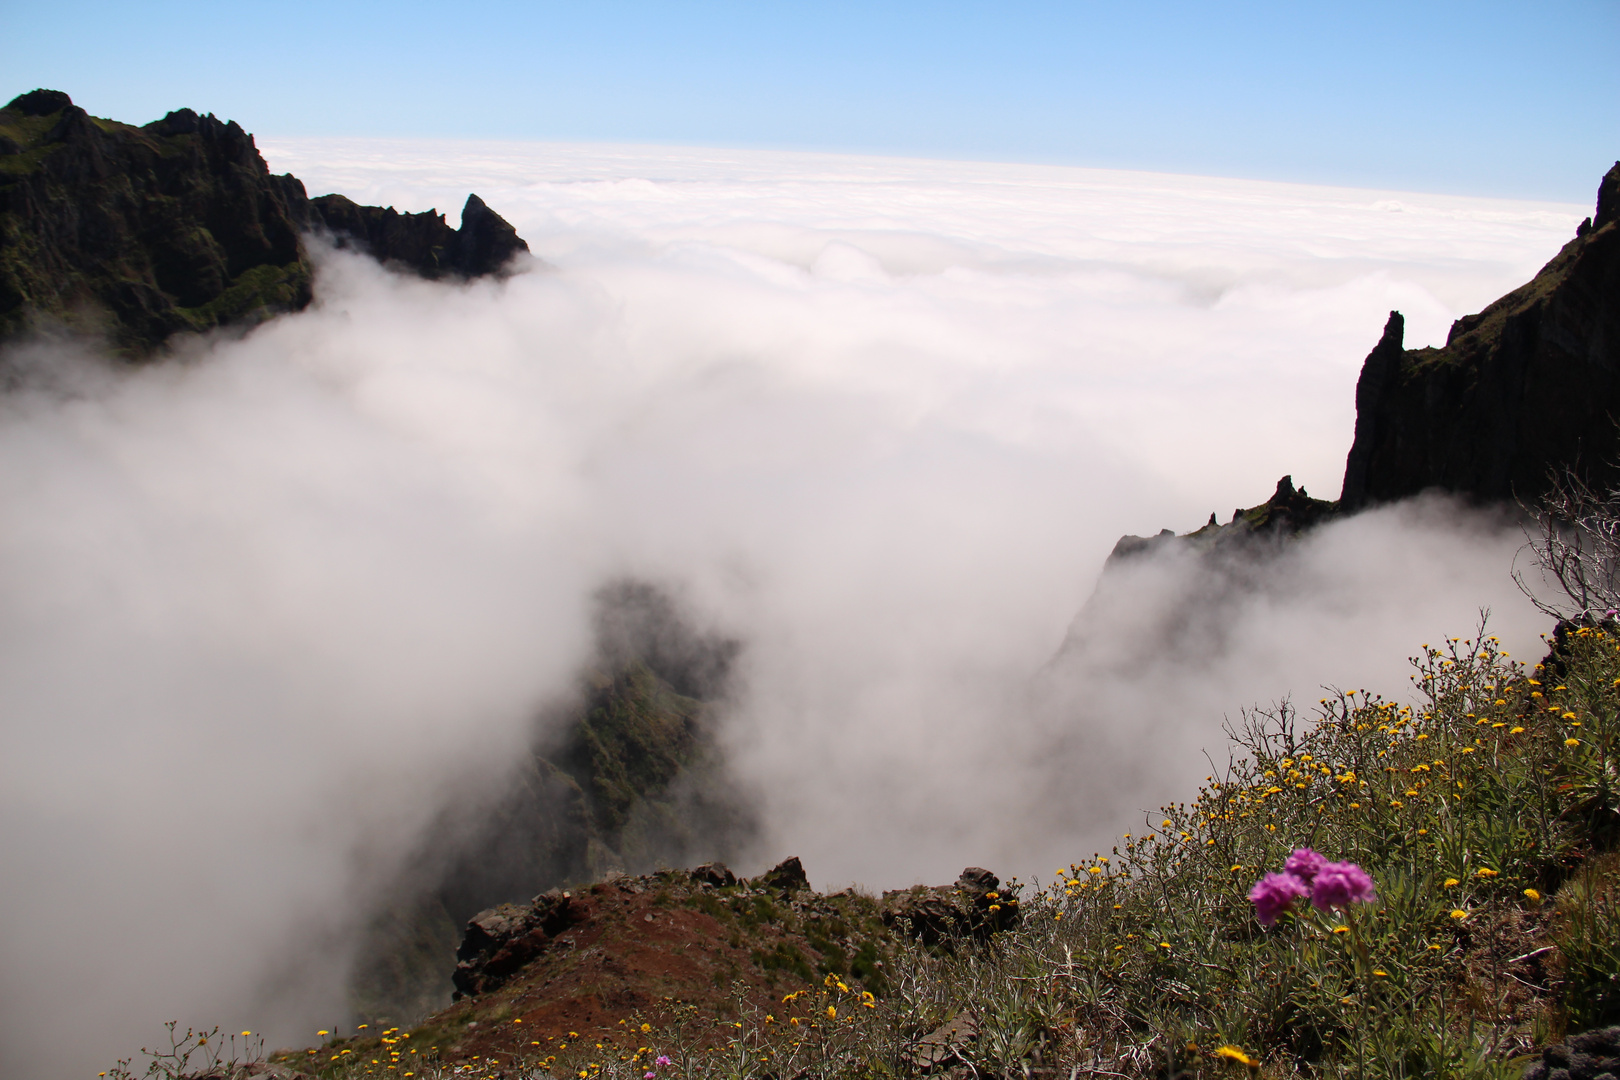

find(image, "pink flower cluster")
[1248,848,1375,926]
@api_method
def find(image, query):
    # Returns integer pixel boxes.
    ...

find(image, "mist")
[0,142,1584,1077]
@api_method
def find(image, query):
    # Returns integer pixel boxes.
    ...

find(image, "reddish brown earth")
[273,863,1014,1077]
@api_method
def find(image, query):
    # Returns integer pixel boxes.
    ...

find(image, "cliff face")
[0,90,313,353]
[0,89,531,356]
[1340,163,1620,509]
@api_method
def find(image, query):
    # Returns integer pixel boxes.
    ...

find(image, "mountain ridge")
[0,89,532,356]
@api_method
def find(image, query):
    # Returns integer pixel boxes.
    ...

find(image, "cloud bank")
[0,142,1584,1076]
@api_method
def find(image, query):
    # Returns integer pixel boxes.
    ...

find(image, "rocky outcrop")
[1340,163,1620,509]
[309,192,528,280]
[451,891,589,998]
[1522,1025,1620,1080]
[446,859,1015,1015]
[759,855,810,895]
[880,867,1021,945]
[0,89,532,356]
[690,861,738,887]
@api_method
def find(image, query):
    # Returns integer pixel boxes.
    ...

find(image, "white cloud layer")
[0,141,1586,1076]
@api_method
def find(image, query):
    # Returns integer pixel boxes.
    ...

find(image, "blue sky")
[8,0,1619,200]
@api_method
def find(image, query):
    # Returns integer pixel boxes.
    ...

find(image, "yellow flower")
[1476,867,1498,878]
[1332,926,1350,934]
[1450,909,1469,920]
[1562,712,1578,720]
[1212,1044,1258,1068]
[1443,878,1460,887]
[826,1006,837,1020]
[640,1023,651,1033]
[1567,738,1581,747]
[1524,888,1543,904]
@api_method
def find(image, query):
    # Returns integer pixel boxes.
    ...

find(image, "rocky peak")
[1596,160,1620,231]
[308,191,531,280]
[1336,162,1620,509]
[7,89,71,116]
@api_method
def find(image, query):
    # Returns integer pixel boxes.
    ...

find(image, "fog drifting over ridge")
[0,143,1585,1076]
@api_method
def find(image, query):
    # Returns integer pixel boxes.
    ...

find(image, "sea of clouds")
[0,140,1586,1075]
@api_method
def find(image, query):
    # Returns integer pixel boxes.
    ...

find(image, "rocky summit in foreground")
[0,89,532,356]
[264,859,1018,1075]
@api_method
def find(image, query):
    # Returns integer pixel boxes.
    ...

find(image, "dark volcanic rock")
[1522,1025,1620,1080]
[310,192,528,280]
[1340,163,1620,510]
[881,867,1021,945]
[759,855,809,894]
[452,891,588,998]
[690,861,737,887]
[0,89,533,356]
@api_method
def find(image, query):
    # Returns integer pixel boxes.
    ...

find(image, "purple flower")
[1248,872,1309,926]
[645,1073,655,1079]
[655,1057,672,1068]
[1284,848,1328,883]
[1309,861,1376,911]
